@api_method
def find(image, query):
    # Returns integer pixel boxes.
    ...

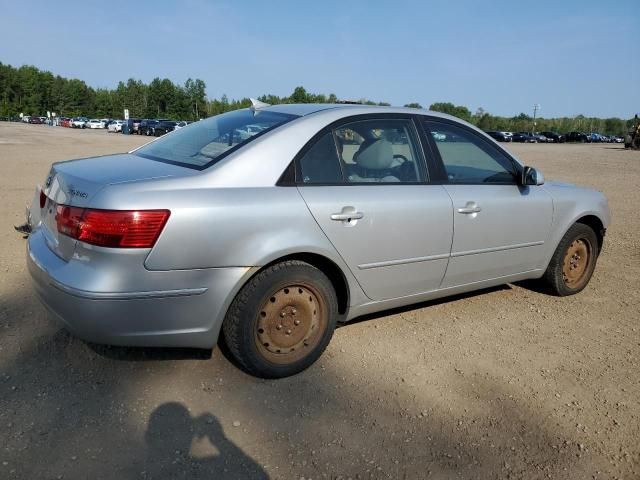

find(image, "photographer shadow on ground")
[144,402,267,480]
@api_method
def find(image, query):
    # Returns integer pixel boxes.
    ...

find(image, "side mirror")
[522,166,545,186]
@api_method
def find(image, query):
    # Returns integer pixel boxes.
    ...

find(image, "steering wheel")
[393,154,409,164]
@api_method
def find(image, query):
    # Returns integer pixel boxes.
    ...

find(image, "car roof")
[266,103,343,116]
[263,103,468,123]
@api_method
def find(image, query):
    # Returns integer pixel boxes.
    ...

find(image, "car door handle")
[330,211,364,221]
[457,202,482,214]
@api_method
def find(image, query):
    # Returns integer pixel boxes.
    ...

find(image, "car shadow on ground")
[341,284,512,328]
[87,343,212,362]
[0,285,589,479]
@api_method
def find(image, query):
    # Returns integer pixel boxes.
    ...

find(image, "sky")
[1,0,638,118]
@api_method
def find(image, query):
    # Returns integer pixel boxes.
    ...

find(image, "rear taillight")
[39,190,47,208]
[55,205,170,248]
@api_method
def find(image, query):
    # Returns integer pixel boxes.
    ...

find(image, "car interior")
[298,120,423,184]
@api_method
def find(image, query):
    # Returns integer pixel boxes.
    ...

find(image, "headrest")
[356,139,394,170]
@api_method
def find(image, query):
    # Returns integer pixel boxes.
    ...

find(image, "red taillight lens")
[55,205,84,238]
[55,206,170,248]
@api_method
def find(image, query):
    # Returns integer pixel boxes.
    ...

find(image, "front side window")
[424,121,517,184]
[335,119,424,183]
[135,109,297,169]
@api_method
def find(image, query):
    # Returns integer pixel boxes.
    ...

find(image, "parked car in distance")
[87,119,105,129]
[565,131,591,143]
[71,117,88,129]
[25,103,610,378]
[532,133,549,143]
[485,131,512,142]
[512,132,536,143]
[589,133,607,143]
[107,120,125,133]
[28,116,44,124]
[540,131,565,143]
[129,118,142,134]
[138,119,160,136]
[174,121,191,130]
[153,120,178,136]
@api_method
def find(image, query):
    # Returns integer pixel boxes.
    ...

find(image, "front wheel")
[222,260,338,378]
[543,223,599,296]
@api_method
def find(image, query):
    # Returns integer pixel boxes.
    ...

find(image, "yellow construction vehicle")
[624,114,640,149]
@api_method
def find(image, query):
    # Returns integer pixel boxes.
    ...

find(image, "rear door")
[422,119,553,288]
[295,115,453,301]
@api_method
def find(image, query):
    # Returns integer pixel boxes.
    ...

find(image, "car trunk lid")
[38,153,196,261]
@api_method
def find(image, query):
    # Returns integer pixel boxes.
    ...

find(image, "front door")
[422,119,553,288]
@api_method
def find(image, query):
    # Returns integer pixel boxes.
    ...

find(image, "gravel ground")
[0,123,638,479]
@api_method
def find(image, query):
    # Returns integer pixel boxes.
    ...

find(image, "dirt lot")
[0,123,639,479]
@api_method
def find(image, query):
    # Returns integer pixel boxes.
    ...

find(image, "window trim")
[283,113,431,187]
[419,116,524,186]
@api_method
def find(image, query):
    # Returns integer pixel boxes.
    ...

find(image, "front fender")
[541,183,610,269]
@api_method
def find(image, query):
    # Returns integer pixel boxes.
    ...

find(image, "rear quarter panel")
[91,180,369,307]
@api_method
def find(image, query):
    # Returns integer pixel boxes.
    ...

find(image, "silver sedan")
[25,103,610,378]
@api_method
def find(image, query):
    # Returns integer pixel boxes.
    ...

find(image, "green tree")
[290,86,310,103]
[429,102,471,122]
[184,78,207,119]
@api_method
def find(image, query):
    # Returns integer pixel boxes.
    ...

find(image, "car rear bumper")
[27,228,251,348]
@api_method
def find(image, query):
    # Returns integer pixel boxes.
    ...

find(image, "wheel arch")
[575,214,605,253]
[256,252,350,317]
[540,209,608,274]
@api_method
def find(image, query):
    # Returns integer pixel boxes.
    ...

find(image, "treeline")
[417,102,633,137]
[0,63,207,120]
[0,62,633,135]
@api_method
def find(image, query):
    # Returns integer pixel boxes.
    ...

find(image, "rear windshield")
[134,109,297,169]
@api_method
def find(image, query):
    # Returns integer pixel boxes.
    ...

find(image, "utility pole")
[532,104,540,135]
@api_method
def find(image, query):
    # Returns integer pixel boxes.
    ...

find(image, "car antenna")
[249,98,270,113]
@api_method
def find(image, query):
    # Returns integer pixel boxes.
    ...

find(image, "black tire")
[543,223,599,296]
[222,260,338,378]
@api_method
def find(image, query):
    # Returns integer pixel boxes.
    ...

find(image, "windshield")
[135,109,297,169]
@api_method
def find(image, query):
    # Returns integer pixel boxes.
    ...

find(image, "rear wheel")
[543,223,599,296]
[222,261,338,378]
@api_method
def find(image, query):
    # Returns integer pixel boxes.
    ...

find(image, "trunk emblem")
[67,186,88,199]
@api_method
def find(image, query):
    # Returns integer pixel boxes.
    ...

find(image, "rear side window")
[424,121,517,184]
[295,117,427,185]
[298,133,343,184]
[336,119,424,183]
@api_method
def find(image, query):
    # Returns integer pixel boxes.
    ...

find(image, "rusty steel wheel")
[562,238,591,289]
[223,260,338,378]
[544,223,599,296]
[255,284,327,364]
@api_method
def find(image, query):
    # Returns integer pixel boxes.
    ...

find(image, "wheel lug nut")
[291,308,297,315]
[294,319,301,326]
[276,324,282,330]
[286,329,292,335]
[280,312,285,317]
